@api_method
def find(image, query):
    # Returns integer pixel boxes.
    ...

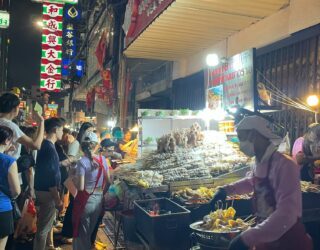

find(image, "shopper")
[209,116,312,250]
[66,129,81,162]
[60,122,94,244]
[90,138,116,245]
[0,126,21,250]
[72,131,110,250]
[77,122,94,143]
[101,138,122,161]
[17,126,37,200]
[33,118,64,250]
[295,123,320,182]
[0,93,44,159]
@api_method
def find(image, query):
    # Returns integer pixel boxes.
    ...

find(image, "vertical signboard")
[40,2,64,91]
[207,49,255,111]
[61,4,82,79]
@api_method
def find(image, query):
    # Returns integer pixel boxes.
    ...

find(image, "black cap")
[101,138,117,148]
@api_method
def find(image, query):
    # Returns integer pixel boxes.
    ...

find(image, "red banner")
[123,0,174,47]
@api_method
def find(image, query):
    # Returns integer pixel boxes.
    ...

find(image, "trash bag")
[14,198,37,239]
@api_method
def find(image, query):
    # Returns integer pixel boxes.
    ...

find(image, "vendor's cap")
[82,131,99,143]
[101,138,117,148]
[236,115,282,145]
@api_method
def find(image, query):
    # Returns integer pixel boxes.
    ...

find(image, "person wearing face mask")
[209,116,313,250]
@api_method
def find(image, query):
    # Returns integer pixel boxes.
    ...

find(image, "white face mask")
[239,140,255,157]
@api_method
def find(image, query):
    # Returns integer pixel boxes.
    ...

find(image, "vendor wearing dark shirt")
[34,118,64,250]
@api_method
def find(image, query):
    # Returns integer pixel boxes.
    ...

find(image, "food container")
[134,198,191,250]
[190,221,241,250]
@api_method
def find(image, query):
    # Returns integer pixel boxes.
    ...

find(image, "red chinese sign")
[123,0,174,47]
[40,2,64,92]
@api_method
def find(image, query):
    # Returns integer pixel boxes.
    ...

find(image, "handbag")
[0,185,21,221]
[72,155,107,237]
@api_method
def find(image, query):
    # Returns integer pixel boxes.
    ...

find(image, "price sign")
[0,11,10,29]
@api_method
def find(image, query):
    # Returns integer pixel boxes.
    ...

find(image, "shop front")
[109,1,320,249]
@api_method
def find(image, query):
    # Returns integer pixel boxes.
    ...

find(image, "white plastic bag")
[278,132,291,155]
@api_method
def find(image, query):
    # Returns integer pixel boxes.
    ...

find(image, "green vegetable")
[155,111,164,117]
[141,111,149,117]
[180,109,190,115]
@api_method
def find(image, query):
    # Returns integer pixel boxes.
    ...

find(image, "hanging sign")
[40,2,64,91]
[207,49,255,111]
[0,11,10,29]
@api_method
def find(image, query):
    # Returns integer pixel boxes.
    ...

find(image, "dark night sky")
[7,0,42,89]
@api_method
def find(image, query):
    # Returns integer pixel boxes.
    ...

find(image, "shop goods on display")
[172,187,252,205]
[157,123,204,153]
[172,187,215,204]
[112,168,164,188]
[114,125,250,186]
[301,181,320,193]
[197,206,255,233]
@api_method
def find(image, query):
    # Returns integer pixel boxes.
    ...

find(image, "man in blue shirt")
[34,118,64,250]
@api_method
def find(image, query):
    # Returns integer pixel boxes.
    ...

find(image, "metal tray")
[190,221,240,248]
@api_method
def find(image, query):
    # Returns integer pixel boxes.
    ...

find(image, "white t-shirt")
[0,118,25,159]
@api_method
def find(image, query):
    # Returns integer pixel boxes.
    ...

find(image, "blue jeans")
[73,193,103,250]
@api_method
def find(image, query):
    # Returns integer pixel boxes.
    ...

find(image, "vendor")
[295,123,320,183]
[209,116,313,250]
[101,139,122,159]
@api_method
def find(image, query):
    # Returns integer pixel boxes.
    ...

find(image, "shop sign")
[207,49,255,111]
[62,5,81,79]
[40,78,61,91]
[40,2,64,92]
[64,4,81,21]
[75,60,84,77]
[0,11,10,29]
[123,0,174,47]
[63,23,76,56]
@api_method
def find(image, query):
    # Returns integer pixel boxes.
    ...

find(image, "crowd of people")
[0,93,128,250]
[2,90,320,250]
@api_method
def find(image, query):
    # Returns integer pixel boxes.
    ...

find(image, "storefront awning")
[124,0,289,60]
